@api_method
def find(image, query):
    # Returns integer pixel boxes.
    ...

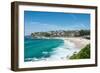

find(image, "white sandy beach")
[42,37,90,49]
[63,37,90,49]
[55,37,90,60]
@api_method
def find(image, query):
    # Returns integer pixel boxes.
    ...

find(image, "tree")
[79,30,90,36]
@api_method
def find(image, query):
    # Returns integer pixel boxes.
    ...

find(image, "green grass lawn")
[70,44,90,59]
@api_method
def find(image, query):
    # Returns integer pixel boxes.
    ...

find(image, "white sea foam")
[42,51,49,55]
[45,40,80,61]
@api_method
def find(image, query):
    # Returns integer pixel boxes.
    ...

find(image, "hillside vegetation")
[70,44,90,59]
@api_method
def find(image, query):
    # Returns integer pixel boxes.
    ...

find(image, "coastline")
[31,37,90,49]
[58,37,90,59]
[42,37,90,49]
[25,37,90,61]
[63,37,90,49]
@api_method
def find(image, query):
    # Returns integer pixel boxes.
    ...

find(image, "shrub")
[70,44,90,59]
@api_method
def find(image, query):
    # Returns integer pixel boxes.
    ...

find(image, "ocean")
[24,36,64,62]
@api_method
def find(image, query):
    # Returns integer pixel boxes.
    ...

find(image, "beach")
[63,37,90,49]
[44,37,90,59]
[33,37,90,49]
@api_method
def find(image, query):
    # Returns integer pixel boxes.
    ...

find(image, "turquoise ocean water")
[24,36,64,62]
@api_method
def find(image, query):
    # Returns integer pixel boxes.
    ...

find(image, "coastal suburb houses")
[31,30,90,38]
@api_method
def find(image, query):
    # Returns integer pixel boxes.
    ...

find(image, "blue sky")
[24,11,90,35]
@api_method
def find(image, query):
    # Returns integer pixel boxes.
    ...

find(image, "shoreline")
[44,37,90,49]
[31,37,90,49]
[25,37,90,61]
[62,37,90,49]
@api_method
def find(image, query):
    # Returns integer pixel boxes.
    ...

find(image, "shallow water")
[24,36,64,62]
